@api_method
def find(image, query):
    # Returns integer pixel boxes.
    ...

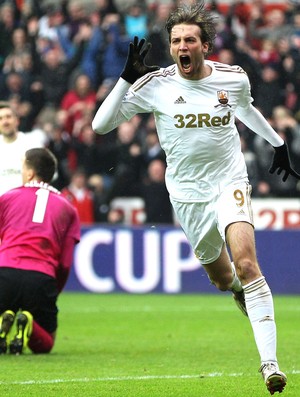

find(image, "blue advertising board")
[65,226,300,294]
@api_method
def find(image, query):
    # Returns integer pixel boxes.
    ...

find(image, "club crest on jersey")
[215,90,231,108]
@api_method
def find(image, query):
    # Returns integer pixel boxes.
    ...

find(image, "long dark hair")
[165,1,217,55]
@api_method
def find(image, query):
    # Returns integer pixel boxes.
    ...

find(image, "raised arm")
[92,37,159,135]
[92,79,130,134]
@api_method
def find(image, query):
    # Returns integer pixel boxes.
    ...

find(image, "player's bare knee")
[235,258,261,283]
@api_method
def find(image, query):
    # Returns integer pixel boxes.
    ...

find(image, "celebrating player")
[92,2,299,393]
[0,148,80,354]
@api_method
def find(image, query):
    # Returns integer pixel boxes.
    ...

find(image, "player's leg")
[0,268,22,354]
[201,243,242,291]
[201,244,247,315]
[226,221,287,394]
[170,198,244,296]
[225,221,261,284]
[9,271,57,354]
[28,321,55,354]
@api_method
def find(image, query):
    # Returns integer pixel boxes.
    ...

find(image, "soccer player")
[92,2,299,394]
[0,148,80,354]
[0,101,45,195]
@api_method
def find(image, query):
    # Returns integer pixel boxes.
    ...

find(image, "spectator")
[37,4,67,43]
[0,3,18,71]
[61,168,95,224]
[253,106,300,197]
[249,8,293,48]
[57,15,104,87]
[289,11,300,51]
[140,117,166,176]
[0,70,31,104]
[95,0,118,19]
[64,0,88,41]
[240,136,261,197]
[2,27,31,74]
[224,0,251,43]
[28,17,88,108]
[141,158,173,224]
[71,122,104,176]
[253,64,284,118]
[0,147,80,354]
[0,101,44,195]
[60,73,96,135]
[87,173,110,222]
[123,2,148,39]
[0,70,44,131]
[210,12,234,58]
[105,120,144,201]
[100,13,131,81]
[146,2,173,67]
[284,1,300,24]
[276,36,300,113]
[257,38,280,66]
[45,122,72,190]
[272,106,300,171]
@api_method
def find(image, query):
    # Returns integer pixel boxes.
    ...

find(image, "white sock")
[229,261,243,292]
[244,276,277,364]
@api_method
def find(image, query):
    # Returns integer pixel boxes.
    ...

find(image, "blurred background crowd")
[0,0,300,225]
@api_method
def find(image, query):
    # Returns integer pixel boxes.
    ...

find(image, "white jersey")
[121,61,251,202]
[0,132,43,196]
[92,60,284,203]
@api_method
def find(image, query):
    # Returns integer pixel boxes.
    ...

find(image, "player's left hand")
[121,36,160,84]
[269,142,300,181]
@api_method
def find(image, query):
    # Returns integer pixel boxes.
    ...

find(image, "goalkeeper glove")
[269,142,300,182]
[121,36,160,84]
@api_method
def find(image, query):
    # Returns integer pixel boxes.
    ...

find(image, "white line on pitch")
[0,371,299,386]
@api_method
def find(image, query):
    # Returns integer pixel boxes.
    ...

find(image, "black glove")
[121,36,160,84]
[269,142,300,182]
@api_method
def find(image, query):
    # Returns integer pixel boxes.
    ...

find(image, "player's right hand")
[120,36,160,84]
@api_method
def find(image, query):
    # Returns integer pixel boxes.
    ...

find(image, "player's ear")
[26,168,35,181]
[202,41,209,55]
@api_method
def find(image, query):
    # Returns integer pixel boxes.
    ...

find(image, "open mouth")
[180,55,191,71]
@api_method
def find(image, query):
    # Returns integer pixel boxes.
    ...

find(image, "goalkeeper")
[0,148,80,355]
[92,1,299,394]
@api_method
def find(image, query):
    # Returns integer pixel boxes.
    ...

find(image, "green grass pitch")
[0,293,299,396]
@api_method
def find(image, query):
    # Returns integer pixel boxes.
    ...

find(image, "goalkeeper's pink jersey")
[0,182,80,279]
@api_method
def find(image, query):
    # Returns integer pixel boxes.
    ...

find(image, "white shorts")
[170,182,253,265]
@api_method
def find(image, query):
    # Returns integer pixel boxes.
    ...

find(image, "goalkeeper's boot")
[232,289,248,316]
[0,310,15,354]
[9,311,33,355]
[259,362,287,395]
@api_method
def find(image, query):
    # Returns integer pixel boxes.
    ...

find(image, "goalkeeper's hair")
[25,148,58,183]
[165,0,217,55]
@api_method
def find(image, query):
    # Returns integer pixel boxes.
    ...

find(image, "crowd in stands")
[0,0,300,224]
